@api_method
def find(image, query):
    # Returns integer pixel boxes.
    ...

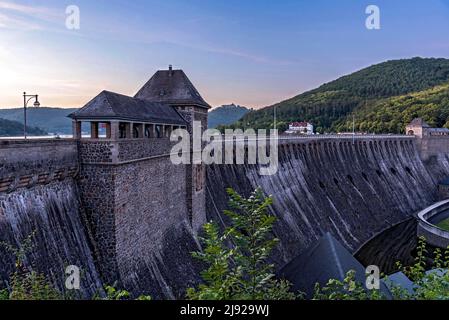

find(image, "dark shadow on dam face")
[206,137,443,275]
[355,218,418,275]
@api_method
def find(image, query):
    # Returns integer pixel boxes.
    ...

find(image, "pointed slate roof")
[134,68,211,109]
[68,90,187,125]
[278,233,391,298]
[409,118,430,127]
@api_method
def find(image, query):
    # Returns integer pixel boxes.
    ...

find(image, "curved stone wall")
[417,199,449,248]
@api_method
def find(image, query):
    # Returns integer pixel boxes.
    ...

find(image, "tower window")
[119,123,127,138]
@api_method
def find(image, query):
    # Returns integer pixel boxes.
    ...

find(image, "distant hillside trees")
[334,84,449,133]
[224,57,449,134]
[0,107,77,134]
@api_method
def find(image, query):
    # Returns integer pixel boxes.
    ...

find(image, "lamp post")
[23,92,40,139]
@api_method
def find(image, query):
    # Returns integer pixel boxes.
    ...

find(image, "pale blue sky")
[1,0,449,108]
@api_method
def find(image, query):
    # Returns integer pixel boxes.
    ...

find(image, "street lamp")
[23,92,40,139]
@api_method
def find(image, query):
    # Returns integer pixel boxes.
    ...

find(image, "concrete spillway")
[206,137,446,267]
[0,180,102,298]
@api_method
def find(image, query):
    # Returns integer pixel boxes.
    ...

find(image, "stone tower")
[406,118,430,138]
[68,67,209,295]
[135,65,210,232]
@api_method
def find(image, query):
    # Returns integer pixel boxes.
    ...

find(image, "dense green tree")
[187,188,296,300]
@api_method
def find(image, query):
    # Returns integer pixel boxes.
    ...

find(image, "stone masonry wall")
[77,138,202,296]
[79,141,114,163]
[117,138,174,162]
[79,138,176,164]
[77,164,118,283]
[114,156,201,298]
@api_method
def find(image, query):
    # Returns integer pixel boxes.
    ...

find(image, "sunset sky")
[1,0,449,109]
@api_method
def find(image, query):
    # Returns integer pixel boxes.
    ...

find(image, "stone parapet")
[0,139,79,193]
[78,138,176,164]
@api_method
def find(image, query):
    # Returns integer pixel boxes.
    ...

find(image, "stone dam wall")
[0,140,102,298]
[206,136,449,269]
[1,135,449,298]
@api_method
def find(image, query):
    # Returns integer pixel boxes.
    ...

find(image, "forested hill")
[335,83,449,133]
[226,57,449,133]
[208,104,249,128]
[0,118,47,137]
[0,107,77,134]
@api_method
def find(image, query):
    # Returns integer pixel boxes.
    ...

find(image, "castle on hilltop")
[68,66,210,290]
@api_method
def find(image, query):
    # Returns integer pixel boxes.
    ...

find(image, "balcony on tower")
[68,90,188,163]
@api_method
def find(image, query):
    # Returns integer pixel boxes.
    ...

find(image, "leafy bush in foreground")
[187,188,296,300]
[314,236,449,300]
